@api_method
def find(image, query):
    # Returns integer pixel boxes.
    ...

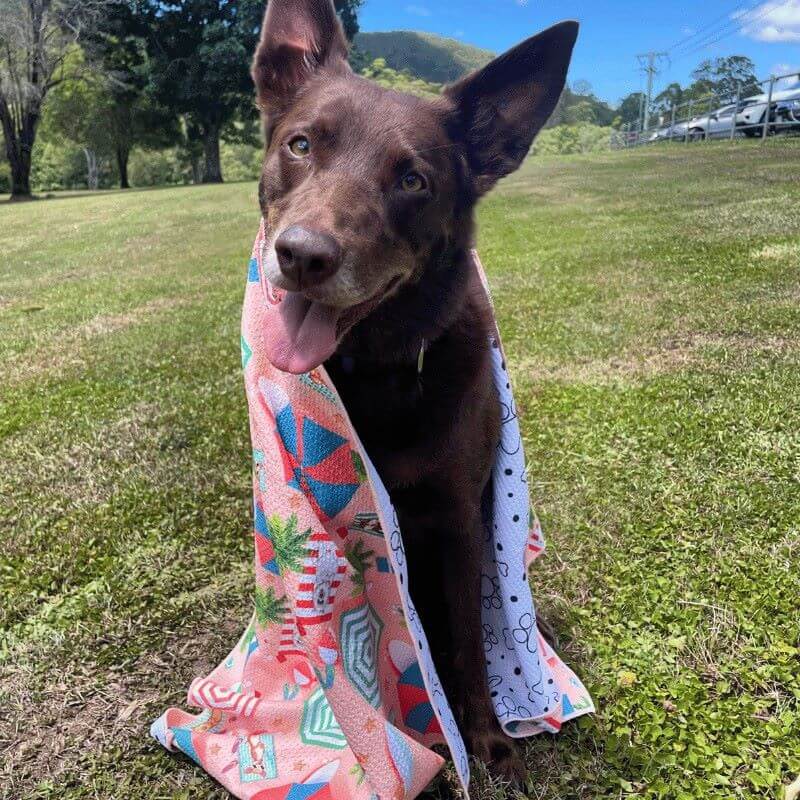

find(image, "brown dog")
[251,0,577,784]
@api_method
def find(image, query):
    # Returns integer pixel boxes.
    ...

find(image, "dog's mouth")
[263,276,401,374]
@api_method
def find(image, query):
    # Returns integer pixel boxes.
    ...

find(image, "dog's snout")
[275,225,341,290]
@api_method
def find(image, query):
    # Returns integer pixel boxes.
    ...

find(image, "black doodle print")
[481,574,502,610]
[483,623,499,653]
[389,528,405,568]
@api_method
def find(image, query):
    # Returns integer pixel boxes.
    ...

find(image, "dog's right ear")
[252,0,350,112]
[444,21,578,195]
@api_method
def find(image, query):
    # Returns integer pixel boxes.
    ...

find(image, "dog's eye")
[401,172,426,193]
[288,136,311,157]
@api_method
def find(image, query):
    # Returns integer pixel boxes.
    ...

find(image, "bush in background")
[128,147,188,187]
[533,123,612,156]
[220,143,262,182]
[0,160,10,194]
[360,58,442,99]
[31,139,118,192]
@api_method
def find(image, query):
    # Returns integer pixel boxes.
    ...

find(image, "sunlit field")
[2,140,799,799]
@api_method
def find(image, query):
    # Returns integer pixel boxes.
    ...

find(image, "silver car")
[686,102,749,140]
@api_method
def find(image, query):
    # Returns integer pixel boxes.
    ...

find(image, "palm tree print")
[268,513,311,575]
[345,539,375,597]
[255,586,288,626]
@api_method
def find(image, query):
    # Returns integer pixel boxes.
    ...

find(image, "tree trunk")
[83,148,99,190]
[1,106,36,199]
[9,150,32,198]
[202,125,223,184]
[116,145,130,189]
[191,156,202,184]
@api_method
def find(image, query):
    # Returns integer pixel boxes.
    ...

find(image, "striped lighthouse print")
[295,532,348,633]
[276,614,305,663]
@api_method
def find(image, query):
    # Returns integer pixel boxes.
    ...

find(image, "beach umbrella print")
[252,760,340,800]
[259,379,360,521]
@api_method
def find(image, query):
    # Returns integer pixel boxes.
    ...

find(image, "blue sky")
[359,0,800,105]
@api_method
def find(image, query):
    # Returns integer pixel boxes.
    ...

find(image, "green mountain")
[353,30,616,129]
[353,31,494,84]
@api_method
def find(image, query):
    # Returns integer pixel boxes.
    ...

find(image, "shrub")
[533,123,612,156]
[360,58,442,99]
[31,140,87,191]
[0,159,10,194]
[128,148,188,187]
[220,143,262,182]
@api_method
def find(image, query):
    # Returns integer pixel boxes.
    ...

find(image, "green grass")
[1,141,799,800]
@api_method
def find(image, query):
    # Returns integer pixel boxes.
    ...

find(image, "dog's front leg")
[437,498,526,787]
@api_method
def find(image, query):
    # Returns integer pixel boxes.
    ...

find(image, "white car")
[774,97,800,133]
[736,87,800,136]
[669,121,690,140]
[685,103,744,140]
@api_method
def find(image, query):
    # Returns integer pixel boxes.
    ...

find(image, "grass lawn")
[1,140,799,800]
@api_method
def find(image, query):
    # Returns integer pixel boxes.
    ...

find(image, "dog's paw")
[467,728,526,789]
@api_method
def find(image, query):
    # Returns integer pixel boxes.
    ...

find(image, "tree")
[84,4,179,188]
[0,0,114,198]
[335,0,363,40]
[692,56,760,101]
[139,0,364,184]
[654,82,684,115]
[41,52,112,189]
[563,99,597,125]
[360,58,441,98]
[138,0,263,184]
[572,79,593,96]
[617,92,645,126]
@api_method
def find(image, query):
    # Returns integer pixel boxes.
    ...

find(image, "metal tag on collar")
[417,339,427,376]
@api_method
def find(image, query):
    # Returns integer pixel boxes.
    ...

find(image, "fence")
[611,71,800,149]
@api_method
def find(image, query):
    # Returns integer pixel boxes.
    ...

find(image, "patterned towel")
[151,224,594,799]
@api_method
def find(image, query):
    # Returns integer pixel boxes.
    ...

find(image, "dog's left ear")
[252,0,350,113]
[445,21,578,194]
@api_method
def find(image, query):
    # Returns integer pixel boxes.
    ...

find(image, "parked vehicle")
[736,88,800,136]
[668,121,690,141]
[646,125,672,143]
[774,98,800,133]
[686,103,745,140]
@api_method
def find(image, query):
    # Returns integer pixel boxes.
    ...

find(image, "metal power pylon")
[637,51,669,132]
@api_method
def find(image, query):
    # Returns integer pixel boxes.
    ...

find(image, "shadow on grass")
[0,179,258,206]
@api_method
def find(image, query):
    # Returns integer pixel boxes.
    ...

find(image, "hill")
[353,30,493,83]
[353,31,615,127]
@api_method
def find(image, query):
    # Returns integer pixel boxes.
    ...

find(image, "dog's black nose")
[275,226,341,289]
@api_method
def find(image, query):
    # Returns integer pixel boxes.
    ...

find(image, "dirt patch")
[750,241,800,262]
[0,401,201,569]
[4,296,190,387]
[0,583,249,798]
[516,332,800,385]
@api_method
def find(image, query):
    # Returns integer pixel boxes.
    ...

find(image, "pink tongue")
[263,291,340,374]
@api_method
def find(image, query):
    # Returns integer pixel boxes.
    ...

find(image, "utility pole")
[637,51,669,133]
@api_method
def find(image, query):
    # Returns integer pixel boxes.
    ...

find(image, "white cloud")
[404,4,431,16]
[736,0,800,43]
[516,0,530,6]
[682,26,696,35]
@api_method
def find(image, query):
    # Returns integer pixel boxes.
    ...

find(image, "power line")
[671,0,794,62]
[664,0,764,54]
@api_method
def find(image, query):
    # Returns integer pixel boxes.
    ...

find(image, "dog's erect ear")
[444,21,578,194]
[252,0,350,111]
